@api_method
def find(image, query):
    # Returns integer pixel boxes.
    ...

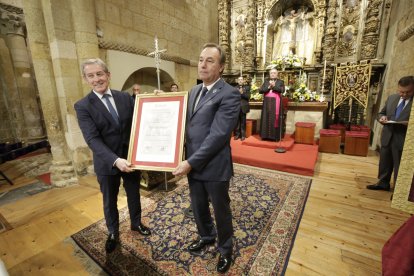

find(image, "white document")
[136,101,180,163]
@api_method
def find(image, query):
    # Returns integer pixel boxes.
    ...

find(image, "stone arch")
[106,50,176,92]
[122,67,174,94]
[265,0,319,19]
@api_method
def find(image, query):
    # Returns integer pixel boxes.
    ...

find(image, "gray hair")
[81,58,109,77]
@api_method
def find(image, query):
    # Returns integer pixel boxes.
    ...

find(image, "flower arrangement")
[285,73,319,102]
[267,54,304,70]
[249,81,263,101]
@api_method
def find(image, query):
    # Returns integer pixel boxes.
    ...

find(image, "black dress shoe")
[241,137,245,141]
[105,233,119,253]
[187,238,215,252]
[366,184,390,191]
[234,136,240,140]
[131,224,151,236]
[217,254,232,274]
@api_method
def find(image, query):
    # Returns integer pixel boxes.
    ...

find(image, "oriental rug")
[71,164,311,275]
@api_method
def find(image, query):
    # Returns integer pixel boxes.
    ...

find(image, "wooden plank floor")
[0,150,411,275]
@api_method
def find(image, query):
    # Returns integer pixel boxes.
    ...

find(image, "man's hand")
[268,80,275,89]
[115,158,134,173]
[172,160,192,176]
[379,115,388,124]
[154,89,163,96]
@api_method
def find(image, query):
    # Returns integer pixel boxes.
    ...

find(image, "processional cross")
[147,36,167,90]
[147,36,169,190]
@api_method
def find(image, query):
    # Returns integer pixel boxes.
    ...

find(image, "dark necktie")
[395,100,405,119]
[199,87,208,102]
[103,94,119,125]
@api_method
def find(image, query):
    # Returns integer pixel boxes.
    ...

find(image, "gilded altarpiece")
[219,0,389,131]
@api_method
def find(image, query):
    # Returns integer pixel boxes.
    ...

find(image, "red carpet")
[231,135,318,176]
[241,134,295,149]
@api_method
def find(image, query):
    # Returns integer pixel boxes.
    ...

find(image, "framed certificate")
[128,92,188,171]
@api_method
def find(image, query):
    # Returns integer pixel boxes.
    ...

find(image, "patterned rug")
[71,164,311,275]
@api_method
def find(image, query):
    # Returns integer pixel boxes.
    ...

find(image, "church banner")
[333,63,371,109]
[128,92,188,172]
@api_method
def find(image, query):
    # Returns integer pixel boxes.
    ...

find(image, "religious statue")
[272,7,315,65]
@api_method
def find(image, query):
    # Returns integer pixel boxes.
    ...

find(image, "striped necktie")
[103,94,119,125]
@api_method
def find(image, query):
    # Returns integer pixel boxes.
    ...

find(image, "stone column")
[244,0,255,71]
[0,4,45,142]
[255,0,265,70]
[314,5,327,63]
[360,0,384,59]
[67,0,100,175]
[24,0,77,186]
[218,0,231,73]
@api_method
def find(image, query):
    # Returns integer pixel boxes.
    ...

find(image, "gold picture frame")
[128,91,188,172]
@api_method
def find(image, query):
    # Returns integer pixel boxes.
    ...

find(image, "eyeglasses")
[85,71,107,80]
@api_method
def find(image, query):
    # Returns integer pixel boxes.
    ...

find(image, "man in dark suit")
[234,76,250,141]
[367,76,414,191]
[74,58,151,254]
[173,43,240,274]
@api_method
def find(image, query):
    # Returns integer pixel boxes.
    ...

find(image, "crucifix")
[148,36,169,190]
[147,36,167,90]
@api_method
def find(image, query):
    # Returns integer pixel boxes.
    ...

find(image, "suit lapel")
[189,84,202,117]
[88,91,119,127]
[192,79,224,116]
[400,98,413,119]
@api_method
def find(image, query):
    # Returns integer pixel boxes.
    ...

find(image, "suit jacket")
[235,85,250,113]
[74,90,135,175]
[379,93,412,150]
[259,79,285,94]
[186,78,240,181]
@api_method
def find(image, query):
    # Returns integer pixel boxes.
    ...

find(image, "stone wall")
[372,0,414,148]
[95,0,218,66]
[18,0,219,186]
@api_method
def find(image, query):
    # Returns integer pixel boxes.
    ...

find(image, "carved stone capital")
[0,3,25,36]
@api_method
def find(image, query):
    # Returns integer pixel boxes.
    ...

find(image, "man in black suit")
[234,76,250,141]
[173,43,240,274]
[367,76,414,191]
[74,58,151,254]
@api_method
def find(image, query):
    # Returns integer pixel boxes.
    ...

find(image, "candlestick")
[322,59,326,80]
[321,59,326,96]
